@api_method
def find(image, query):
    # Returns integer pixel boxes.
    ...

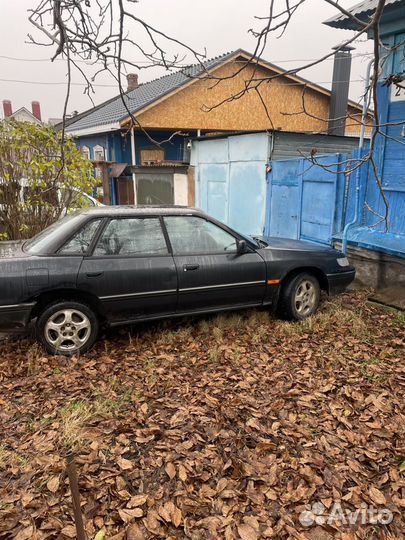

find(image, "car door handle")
[86,271,104,278]
[183,264,200,272]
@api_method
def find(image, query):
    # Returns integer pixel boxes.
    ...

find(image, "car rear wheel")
[277,272,320,321]
[37,300,99,355]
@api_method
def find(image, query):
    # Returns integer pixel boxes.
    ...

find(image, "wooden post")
[66,452,87,540]
[101,162,111,205]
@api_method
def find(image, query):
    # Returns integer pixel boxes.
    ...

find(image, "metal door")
[265,154,345,245]
[196,133,269,236]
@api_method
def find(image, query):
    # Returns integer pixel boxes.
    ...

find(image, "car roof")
[80,205,207,217]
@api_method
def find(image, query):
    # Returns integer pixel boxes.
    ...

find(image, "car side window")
[164,216,237,254]
[58,219,102,255]
[93,218,168,256]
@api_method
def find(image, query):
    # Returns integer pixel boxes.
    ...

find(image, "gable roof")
[65,52,236,133]
[66,48,365,134]
[10,106,41,124]
[324,0,403,29]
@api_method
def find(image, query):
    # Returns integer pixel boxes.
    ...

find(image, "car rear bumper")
[326,269,356,295]
[0,302,35,331]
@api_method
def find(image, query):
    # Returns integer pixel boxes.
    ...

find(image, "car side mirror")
[236,239,247,254]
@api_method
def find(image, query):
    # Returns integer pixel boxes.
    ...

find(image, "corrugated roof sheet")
[324,0,403,29]
[66,52,235,132]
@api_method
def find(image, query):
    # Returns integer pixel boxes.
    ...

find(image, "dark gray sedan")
[0,206,355,355]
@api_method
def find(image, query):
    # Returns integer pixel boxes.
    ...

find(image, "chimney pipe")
[126,73,139,92]
[328,45,354,136]
[2,100,12,118]
[31,101,42,121]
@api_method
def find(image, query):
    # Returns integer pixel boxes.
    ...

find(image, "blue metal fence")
[264,154,346,244]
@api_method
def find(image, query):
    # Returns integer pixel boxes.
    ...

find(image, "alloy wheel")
[294,279,317,316]
[44,308,91,353]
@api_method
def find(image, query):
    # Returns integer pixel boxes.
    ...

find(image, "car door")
[77,216,177,323]
[163,215,266,312]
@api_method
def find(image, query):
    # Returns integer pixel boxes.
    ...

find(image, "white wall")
[174,172,188,206]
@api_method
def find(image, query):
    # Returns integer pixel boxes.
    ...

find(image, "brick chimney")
[31,101,42,121]
[126,73,139,92]
[2,100,12,118]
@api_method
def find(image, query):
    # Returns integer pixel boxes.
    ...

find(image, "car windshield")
[24,213,85,255]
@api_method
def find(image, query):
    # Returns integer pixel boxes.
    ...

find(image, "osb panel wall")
[135,61,368,135]
[136,62,331,132]
[345,107,373,136]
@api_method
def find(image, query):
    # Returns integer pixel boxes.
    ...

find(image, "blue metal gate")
[195,133,269,236]
[264,154,346,245]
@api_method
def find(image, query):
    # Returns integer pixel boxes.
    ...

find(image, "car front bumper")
[0,302,36,331]
[327,268,356,295]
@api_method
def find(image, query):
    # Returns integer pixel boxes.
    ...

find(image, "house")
[2,100,42,124]
[65,48,371,206]
[325,0,405,304]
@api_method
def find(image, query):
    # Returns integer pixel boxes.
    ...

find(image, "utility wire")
[0,77,366,87]
[0,52,374,64]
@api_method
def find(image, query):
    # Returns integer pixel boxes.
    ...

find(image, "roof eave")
[65,122,121,137]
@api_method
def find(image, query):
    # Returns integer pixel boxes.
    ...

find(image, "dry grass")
[276,296,368,338]
[59,400,94,450]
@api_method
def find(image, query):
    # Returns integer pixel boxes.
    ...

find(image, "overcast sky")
[0,0,373,122]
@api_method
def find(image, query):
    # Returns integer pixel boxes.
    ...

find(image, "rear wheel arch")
[30,289,105,322]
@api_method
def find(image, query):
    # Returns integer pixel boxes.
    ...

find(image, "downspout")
[130,127,137,204]
[342,59,374,255]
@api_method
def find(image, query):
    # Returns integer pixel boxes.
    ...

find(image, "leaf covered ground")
[0,292,404,540]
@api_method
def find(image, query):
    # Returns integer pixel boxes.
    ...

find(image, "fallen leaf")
[46,476,60,493]
[118,508,143,523]
[60,525,77,538]
[165,462,176,480]
[237,523,258,540]
[125,523,144,540]
[94,529,106,540]
[178,464,188,481]
[117,457,133,471]
[369,486,387,505]
[127,495,147,508]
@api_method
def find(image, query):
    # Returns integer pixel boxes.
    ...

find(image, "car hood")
[256,236,339,254]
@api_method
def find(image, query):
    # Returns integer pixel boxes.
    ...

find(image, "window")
[93,145,105,161]
[93,218,168,256]
[25,214,84,255]
[59,219,102,255]
[81,146,90,160]
[136,172,174,205]
[164,216,237,254]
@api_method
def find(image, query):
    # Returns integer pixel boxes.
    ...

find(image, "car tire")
[36,300,99,356]
[277,272,320,321]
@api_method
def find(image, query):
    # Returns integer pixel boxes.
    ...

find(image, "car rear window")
[24,214,85,255]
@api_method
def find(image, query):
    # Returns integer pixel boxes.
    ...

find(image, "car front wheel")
[278,272,320,321]
[37,300,99,355]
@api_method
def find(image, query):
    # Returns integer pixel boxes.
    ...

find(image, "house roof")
[65,52,235,133]
[66,48,365,135]
[324,0,403,29]
[10,106,41,124]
